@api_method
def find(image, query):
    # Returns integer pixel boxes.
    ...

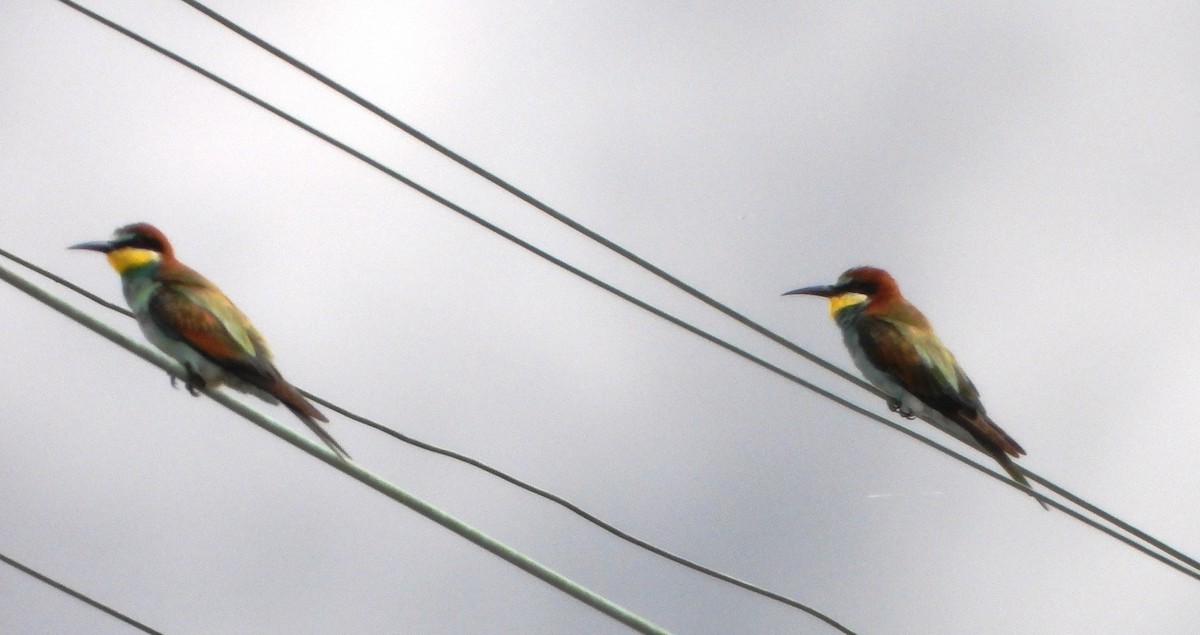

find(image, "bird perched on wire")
[785,266,1043,509]
[70,223,350,460]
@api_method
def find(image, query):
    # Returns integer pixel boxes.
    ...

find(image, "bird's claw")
[887,399,917,420]
[171,367,206,397]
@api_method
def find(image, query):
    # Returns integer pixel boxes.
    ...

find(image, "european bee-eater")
[70,223,350,460]
[785,266,1043,508]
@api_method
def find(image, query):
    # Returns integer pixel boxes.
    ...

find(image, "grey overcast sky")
[3,1,1199,633]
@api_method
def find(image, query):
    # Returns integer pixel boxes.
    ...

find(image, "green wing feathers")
[856,316,1025,458]
[174,285,270,361]
[147,266,348,459]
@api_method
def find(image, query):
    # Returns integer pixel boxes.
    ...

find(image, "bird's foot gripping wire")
[887,399,917,420]
[170,366,207,396]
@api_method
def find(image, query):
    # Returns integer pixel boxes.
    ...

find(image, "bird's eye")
[129,234,162,252]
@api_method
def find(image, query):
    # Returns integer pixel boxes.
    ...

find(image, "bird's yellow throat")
[106,247,160,274]
[827,292,868,319]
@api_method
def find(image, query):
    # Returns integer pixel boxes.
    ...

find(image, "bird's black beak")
[69,240,115,253]
[783,284,837,298]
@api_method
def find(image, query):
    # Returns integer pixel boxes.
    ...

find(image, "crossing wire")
[0,244,856,635]
[0,551,164,635]
[45,0,1200,588]
[0,259,672,635]
[176,0,881,400]
[173,0,1200,578]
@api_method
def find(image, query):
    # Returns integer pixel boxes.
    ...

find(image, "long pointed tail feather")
[272,380,351,460]
[222,358,351,459]
[993,451,1048,511]
[285,403,352,460]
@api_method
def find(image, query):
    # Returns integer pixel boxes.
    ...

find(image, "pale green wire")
[32,0,1200,616]
[0,260,671,635]
[0,246,857,633]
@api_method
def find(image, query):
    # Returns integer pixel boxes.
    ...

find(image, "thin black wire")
[1,249,132,317]
[1020,468,1200,573]
[13,245,1200,597]
[304,394,855,634]
[176,0,880,399]
[0,253,855,634]
[45,0,1200,586]
[4,261,854,632]
[0,551,165,635]
[2,260,674,635]
[172,0,1200,576]
[42,254,1170,582]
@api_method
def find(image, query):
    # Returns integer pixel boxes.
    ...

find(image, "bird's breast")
[839,322,906,400]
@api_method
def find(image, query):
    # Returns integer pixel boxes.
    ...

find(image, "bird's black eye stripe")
[837,280,876,295]
[117,233,164,252]
[853,280,877,294]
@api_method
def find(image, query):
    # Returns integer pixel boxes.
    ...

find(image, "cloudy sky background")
[3,1,1199,633]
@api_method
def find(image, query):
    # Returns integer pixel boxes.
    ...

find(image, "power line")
[0,258,672,635]
[170,0,1200,580]
[43,0,1035,510]
[0,550,165,635]
[0,248,130,317]
[0,248,857,634]
[305,392,856,634]
[176,0,881,400]
[29,3,866,629]
[44,0,1200,588]
[1023,469,1200,574]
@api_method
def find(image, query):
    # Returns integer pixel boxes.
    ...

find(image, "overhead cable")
[0,247,856,634]
[0,259,672,635]
[177,0,880,398]
[44,0,1200,587]
[0,550,164,635]
[173,0,1200,580]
